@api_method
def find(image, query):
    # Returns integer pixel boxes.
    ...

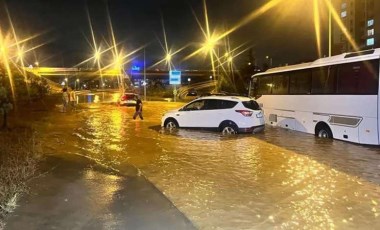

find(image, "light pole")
[328,0,332,57]
[266,56,273,67]
[187,78,191,86]
[76,79,80,90]
[143,48,147,101]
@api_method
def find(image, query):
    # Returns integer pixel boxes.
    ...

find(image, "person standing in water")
[69,87,76,110]
[62,87,69,112]
[133,95,143,120]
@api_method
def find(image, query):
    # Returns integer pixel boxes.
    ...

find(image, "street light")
[34,61,39,67]
[187,78,191,85]
[94,50,101,61]
[165,53,172,62]
[76,78,80,90]
[266,56,273,67]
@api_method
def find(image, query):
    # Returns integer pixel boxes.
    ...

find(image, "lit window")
[341,2,347,9]
[368,19,374,27]
[368,29,375,36]
[367,38,375,46]
[341,11,347,18]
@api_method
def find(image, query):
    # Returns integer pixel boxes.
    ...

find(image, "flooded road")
[34,98,380,229]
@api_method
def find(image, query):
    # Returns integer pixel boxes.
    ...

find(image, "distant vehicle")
[250,48,380,145]
[186,89,198,97]
[119,93,137,106]
[161,96,265,134]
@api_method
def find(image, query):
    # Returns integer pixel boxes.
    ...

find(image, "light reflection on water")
[46,101,380,229]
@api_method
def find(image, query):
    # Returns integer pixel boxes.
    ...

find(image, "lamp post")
[143,48,147,101]
[187,78,191,86]
[76,79,80,90]
[165,52,177,102]
[266,56,273,67]
[328,0,332,57]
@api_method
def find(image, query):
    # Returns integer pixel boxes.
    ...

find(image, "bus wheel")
[315,123,333,139]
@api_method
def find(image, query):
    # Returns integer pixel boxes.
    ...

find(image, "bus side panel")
[277,110,295,130]
[359,118,379,145]
[295,111,314,133]
[330,125,359,143]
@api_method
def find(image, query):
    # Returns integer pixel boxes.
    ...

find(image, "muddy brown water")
[27,94,380,229]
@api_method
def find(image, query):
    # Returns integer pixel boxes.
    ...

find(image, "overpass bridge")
[25,67,223,95]
[25,67,219,79]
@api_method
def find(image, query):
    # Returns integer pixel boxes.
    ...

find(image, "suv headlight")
[256,111,263,118]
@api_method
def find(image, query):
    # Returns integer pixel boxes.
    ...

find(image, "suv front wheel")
[164,118,179,130]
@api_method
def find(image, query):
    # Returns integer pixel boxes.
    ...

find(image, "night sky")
[0,0,329,69]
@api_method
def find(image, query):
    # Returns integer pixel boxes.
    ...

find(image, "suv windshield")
[242,100,260,110]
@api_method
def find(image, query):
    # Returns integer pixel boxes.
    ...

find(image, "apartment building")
[332,0,379,55]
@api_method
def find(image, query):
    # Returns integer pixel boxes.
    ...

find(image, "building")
[332,0,380,55]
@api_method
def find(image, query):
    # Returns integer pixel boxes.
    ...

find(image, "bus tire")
[315,123,333,139]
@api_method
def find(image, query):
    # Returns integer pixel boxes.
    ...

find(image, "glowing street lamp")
[94,50,101,61]
[266,56,273,67]
[17,51,24,60]
[202,37,217,53]
[75,78,80,90]
[34,61,39,66]
[165,53,172,62]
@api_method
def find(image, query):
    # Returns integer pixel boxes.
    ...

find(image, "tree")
[237,48,262,94]
[0,80,13,129]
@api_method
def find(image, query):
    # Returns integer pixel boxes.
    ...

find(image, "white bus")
[250,49,380,145]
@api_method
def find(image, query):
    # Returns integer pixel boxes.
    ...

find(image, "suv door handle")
[175,113,180,116]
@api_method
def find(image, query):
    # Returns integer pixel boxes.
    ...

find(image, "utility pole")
[144,48,147,101]
[329,0,332,57]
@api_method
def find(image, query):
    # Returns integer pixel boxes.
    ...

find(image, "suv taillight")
[121,95,127,100]
[235,110,253,117]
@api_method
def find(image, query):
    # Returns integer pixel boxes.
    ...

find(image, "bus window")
[258,76,273,95]
[311,66,337,94]
[289,70,312,94]
[272,74,289,94]
[337,60,379,94]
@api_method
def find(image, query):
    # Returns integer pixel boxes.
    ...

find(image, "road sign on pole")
[169,71,181,85]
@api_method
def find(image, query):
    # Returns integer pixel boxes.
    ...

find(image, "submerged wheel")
[315,123,333,139]
[164,119,179,130]
[220,121,238,135]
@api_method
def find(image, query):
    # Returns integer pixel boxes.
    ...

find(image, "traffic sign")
[169,71,181,85]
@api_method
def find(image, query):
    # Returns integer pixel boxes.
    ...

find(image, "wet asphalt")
[5,154,196,230]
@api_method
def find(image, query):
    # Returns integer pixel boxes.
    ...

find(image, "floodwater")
[34,93,380,229]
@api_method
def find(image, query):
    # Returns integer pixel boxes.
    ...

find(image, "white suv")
[161,96,265,134]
